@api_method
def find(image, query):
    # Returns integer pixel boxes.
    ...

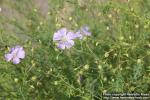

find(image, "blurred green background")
[0,0,150,99]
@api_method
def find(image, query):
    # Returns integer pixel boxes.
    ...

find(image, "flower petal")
[11,47,19,54]
[53,32,62,41]
[53,28,67,41]
[13,57,20,64]
[64,40,74,49]
[57,42,66,49]
[17,48,25,59]
[82,30,91,36]
[83,26,89,31]
[58,28,67,36]
[67,32,77,39]
[81,26,91,36]
[5,54,13,61]
[75,31,83,39]
[10,47,15,53]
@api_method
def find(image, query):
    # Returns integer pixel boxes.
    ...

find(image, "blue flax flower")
[53,28,76,49]
[75,26,92,39]
[5,45,25,64]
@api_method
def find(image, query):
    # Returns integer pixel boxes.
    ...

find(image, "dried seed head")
[103,77,107,81]
[30,85,35,89]
[137,59,142,64]
[54,81,58,85]
[119,36,124,40]
[103,90,107,94]
[96,42,99,46]
[98,65,102,70]
[108,14,112,18]
[144,25,148,29]
[83,64,89,70]
[129,36,132,40]
[69,17,72,21]
[33,8,37,12]
[37,81,42,86]
[106,26,110,30]
[112,79,114,82]
[135,24,139,29]
[31,76,37,81]
[14,78,18,83]
[104,52,109,58]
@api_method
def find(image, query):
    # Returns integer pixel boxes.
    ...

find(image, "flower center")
[12,50,19,58]
[61,36,67,42]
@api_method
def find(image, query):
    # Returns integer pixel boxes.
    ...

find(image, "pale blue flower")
[75,26,92,39]
[53,28,76,49]
[5,45,25,64]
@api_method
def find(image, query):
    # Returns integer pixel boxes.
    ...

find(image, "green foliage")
[0,0,150,99]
